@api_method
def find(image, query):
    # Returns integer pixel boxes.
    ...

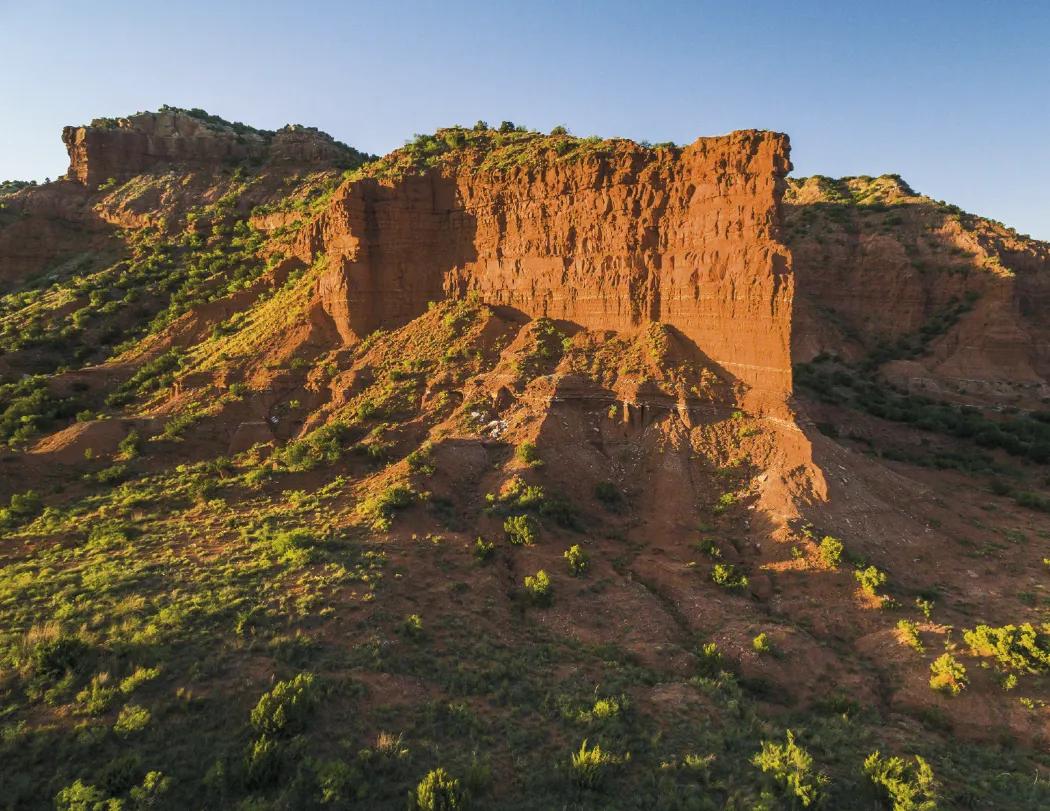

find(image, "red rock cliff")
[305,131,795,414]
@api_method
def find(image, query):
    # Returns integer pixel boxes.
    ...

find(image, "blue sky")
[2,1,1047,239]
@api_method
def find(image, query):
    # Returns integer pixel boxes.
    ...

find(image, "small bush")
[712,492,736,514]
[245,734,282,788]
[114,703,151,736]
[24,631,90,683]
[897,620,925,653]
[515,440,543,467]
[711,563,748,589]
[570,739,626,790]
[564,544,588,576]
[413,767,463,810]
[752,730,827,807]
[406,443,436,476]
[855,565,887,596]
[524,569,552,606]
[595,481,622,508]
[265,528,320,567]
[402,614,424,639]
[752,633,772,654]
[504,513,538,545]
[696,641,723,677]
[359,484,415,530]
[275,421,351,471]
[818,535,843,568]
[929,653,967,695]
[129,771,171,807]
[54,781,112,811]
[696,538,721,558]
[250,672,318,736]
[864,751,938,811]
[963,623,1050,674]
[472,537,495,562]
[75,673,118,716]
[0,489,43,528]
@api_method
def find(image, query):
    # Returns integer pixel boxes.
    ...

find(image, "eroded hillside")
[0,110,1046,810]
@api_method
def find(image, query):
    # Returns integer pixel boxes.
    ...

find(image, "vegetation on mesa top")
[0,180,37,199]
[785,173,1049,244]
[87,105,276,138]
[359,120,679,181]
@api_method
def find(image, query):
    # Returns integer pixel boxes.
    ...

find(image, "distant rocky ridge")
[61,107,366,186]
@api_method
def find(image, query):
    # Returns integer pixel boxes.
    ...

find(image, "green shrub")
[929,653,967,695]
[515,440,543,467]
[128,771,171,807]
[570,739,626,790]
[524,569,552,606]
[406,443,436,476]
[752,633,772,654]
[413,767,463,810]
[402,614,424,639]
[855,565,887,596]
[963,623,1050,674]
[25,632,90,683]
[245,734,282,788]
[0,489,43,527]
[897,620,925,653]
[564,544,588,576]
[75,673,118,716]
[250,672,318,736]
[117,429,141,459]
[594,481,625,511]
[472,536,495,562]
[275,421,351,471]
[359,484,416,530]
[161,411,198,439]
[54,780,117,811]
[696,538,722,558]
[696,641,723,677]
[265,528,320,566]
[113,703,151,736]
[818,535,843,568]
[711,563,748,589]
[504,513,537,545]
[752,730,828,807]
[864,751,938,811]
[712,492,736,514]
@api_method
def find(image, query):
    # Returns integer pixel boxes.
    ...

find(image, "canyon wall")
[306,131,795,414]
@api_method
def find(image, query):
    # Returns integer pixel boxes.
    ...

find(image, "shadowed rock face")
[785,175,1050,407]
[305,131,795,415]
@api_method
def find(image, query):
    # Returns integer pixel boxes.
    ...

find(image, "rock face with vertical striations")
[304,130,795,414]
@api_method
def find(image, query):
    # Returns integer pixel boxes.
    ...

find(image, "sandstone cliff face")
[304,132,795,414]
[62,110,354,187]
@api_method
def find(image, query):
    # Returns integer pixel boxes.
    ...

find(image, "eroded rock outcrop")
[305,131,795,414]
[786,175,1050,406]
[62,109,356,187]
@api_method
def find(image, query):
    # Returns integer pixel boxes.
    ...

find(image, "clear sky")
[2,1,1047,239]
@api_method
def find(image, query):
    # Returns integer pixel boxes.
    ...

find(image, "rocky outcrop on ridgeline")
[61,107,362,187]
[303,130,796,415]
